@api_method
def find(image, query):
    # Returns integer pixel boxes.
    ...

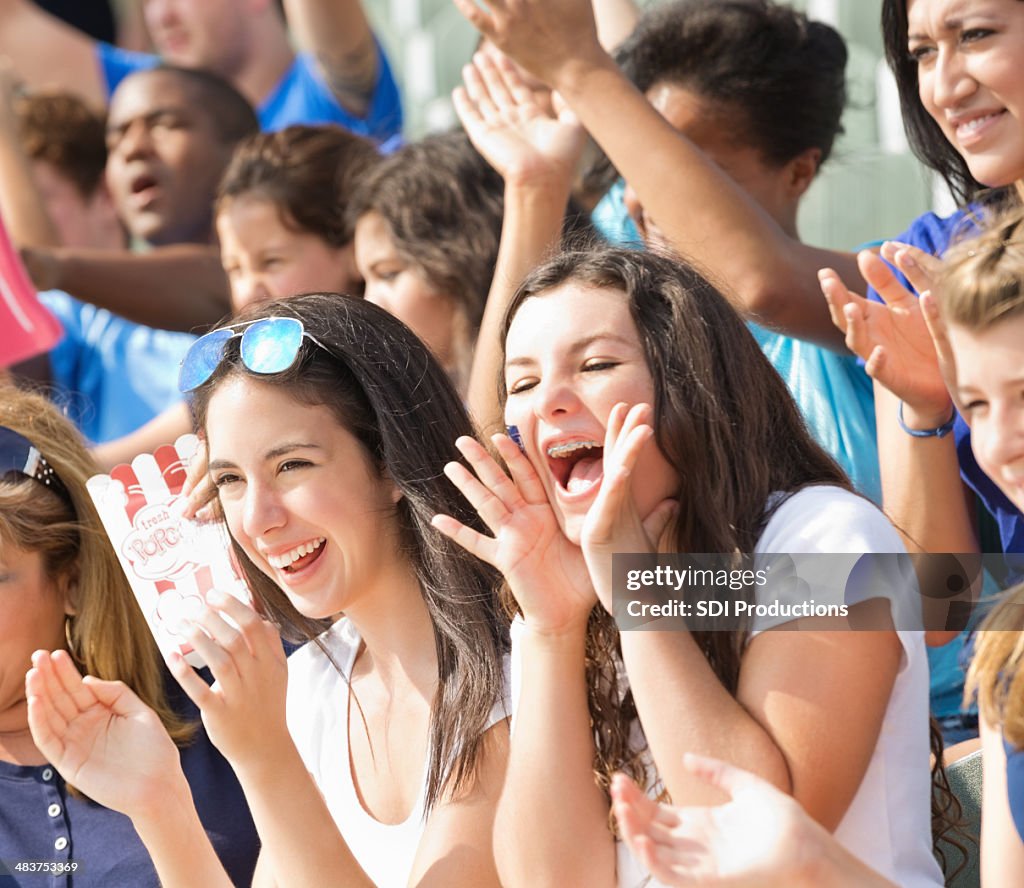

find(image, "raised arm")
[593,0,639,50]
[21,243,231,332]
[283,0,378,119]
[455,51,587,434]
[0,0,104,105]
[0,63,60,247]
[820,249,979,556]
[453,0,854,350]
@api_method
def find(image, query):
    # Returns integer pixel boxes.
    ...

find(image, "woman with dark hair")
[609,207,1024,886]
[28,294,510,887]
[819,0,1024,565]
[0,386,258,886]
[348,130,506,395]
[433,246,943,888]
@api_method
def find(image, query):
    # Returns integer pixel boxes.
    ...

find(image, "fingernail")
[206,590,225,606]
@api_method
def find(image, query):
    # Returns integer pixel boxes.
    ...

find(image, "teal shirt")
[747,322,881,504]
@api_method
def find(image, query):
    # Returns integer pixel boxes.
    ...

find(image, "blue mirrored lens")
[240,317,304,375]
[179,328,235,392]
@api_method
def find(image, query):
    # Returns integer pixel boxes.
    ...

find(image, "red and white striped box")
[87,434,251,667]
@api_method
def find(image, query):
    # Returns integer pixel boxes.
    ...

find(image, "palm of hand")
[689,798,813,886]
[56,700,175,813]
[494,499,595,628]
[488,104,585,181]
[862,299,948,407]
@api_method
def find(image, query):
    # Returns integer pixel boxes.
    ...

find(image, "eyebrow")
[505,332,638,368]
[959,376,1024,396]
[106,107,187,136]
[208,442,323,472]
[908,6,998,40]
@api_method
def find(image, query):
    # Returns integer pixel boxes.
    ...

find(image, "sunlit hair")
[0,387,194,752]
[938,207,1024,330]
[501,247,847,798]
[216,124,380,249]
[188,293,508,811]
[966,585,1024,745]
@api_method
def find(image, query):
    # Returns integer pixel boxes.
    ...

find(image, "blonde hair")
[938,207,1024,331]
[0,386,193,746]
[965,586,1024,746]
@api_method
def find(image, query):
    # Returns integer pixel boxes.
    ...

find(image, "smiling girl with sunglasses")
[433,246,943,888]
[27,293,511,888]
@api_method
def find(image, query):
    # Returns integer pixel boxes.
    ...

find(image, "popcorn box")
[87,434,251,667]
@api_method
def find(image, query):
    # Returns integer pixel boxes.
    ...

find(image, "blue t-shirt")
[41,291,194,445]
[1007,738,1024,843]
[865,209,1024,555]
[0,677,258,888]
[96,40,402,141]
[748,323,881,503]
[592,182,882,503]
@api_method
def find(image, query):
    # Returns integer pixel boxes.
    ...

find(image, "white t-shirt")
[511,486,943,888]
[286,618,511,887]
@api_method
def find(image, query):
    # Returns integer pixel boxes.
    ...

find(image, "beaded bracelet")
[897,401,956,438]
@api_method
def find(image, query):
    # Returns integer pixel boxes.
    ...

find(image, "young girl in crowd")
[607,207,1024,886]
[347,129,506,395]
[0,386,259,886]
[820,0,1024,560]
[433,245,943,888]
[28,294,510,886]
[92,123,380,470]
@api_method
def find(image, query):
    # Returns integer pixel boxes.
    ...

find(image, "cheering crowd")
[2,0,1024,885]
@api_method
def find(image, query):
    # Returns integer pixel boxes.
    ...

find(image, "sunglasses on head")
[178,317,329,393]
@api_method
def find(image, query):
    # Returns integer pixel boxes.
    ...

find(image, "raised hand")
[167,590,290,771]
[26,650,184,819]
[611,755,826,888]
[453,49,586,188]
[579,403,676,612]
[919,290,963,414]
[820,250,953,418]
[452,0,605,88]
[432,433,596,634]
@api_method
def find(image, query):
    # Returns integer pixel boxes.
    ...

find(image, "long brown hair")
[189,294,509,812]
[501,247,848,793]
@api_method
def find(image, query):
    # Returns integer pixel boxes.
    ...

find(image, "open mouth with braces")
[546,440,604,494]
